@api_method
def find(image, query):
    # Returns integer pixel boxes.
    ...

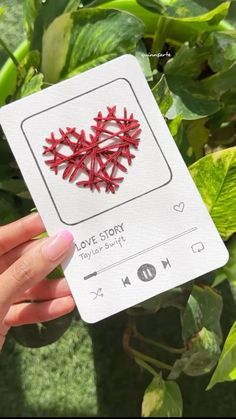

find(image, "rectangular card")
[0,55,228,323]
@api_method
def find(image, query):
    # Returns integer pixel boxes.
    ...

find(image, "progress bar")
[83,227,197,280]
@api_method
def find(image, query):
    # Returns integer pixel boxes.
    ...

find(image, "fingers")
[0,238,45,274]
[0,213,45,257]
[15,278,71,303]
[0,231,74,321]
[4,296,75,326]
[0,323,10,351]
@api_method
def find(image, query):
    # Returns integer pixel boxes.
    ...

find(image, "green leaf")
[42,9,144,83]
[152,74,173,115]
[169,327,221,379]
[181,285,223,343]
[207,321,236,390]
[142,375,183,417]
[135,41,153,81]
[173,119,209,165]
[208,31,236,72]
[166,76,221,120]
[165,41,209,79]
[20,72,44,97]
[23,0,42,38]
[213,235,236,287]
[137,0,230,23]
[0,189,33,225]
[201,62,236,97]
[129,284,192,315]
[137,0,165,15]
[30,0,72,51]
[10,311,75,348]
[189,147,236,240]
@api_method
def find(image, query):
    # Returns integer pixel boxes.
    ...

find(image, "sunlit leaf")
[142,374,183,417]
[207,321,236,389]
[181,285,223,343]
[135,41,153,81]
[137,0,230,23]
[190,147,236,240]
[152,74,173,115]
[42,8,144,83]
[20,72,44,97]
[169,328,221,379]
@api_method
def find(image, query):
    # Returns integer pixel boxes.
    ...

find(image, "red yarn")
[43,106,141,193]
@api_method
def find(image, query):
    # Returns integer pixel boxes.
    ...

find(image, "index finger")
[0,213,45,256]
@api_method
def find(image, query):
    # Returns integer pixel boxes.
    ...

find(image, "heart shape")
[173,202,185,212]
[43,106,141,193]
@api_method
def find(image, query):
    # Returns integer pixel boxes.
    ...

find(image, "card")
[0,55,228,323]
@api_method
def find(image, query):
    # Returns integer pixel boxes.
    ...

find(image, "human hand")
[0,213,75,351]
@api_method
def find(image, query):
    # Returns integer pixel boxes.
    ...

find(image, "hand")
[0,213,75,351]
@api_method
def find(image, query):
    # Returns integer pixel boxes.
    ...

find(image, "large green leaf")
[166,76,221,120]
[181,285,223,343]
[165,41,209,79]
[169,327,221,379]
[189,147,236,240]
[137,0,230,23]
[42,8,144,83]
[207,321,236,389]
[142,375,183,417]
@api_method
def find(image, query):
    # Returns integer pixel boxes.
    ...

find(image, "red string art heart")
[43,106,141,193]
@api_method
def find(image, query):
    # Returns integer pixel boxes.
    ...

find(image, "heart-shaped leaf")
[42,8,144,83]
[181,285,223,343]
[189,147,236,240]
[142,374,183,417]
[207,321,236,390]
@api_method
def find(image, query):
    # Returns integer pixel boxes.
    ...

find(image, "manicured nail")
[42,231,74,261]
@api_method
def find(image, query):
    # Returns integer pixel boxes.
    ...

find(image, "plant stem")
[137,333,185,354]
[131,347,172,371]
[150,15,170,69]
[0,39,29,106]
[0,37,19,68]
[135,356,158,377]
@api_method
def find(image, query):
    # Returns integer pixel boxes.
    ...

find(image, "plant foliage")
[0,0,236,416]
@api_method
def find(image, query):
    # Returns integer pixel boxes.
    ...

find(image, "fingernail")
[42,231,74,261]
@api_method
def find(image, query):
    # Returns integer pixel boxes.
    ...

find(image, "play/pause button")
[137,264,156,282]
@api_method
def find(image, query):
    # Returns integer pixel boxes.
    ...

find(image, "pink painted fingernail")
[42,231,74,261]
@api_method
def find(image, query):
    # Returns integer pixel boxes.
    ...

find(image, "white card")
[0,55,228,323]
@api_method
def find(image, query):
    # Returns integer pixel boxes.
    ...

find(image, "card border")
[21,77,173,225]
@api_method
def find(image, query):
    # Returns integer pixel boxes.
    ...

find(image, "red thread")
[43,106,141,193]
